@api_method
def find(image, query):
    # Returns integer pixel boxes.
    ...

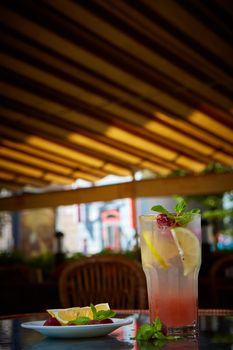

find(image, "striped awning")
[0,0,233,192]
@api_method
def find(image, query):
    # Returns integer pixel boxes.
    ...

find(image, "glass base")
[167,324,198,338]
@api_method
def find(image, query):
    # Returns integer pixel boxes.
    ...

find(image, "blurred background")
[0,0,232,315]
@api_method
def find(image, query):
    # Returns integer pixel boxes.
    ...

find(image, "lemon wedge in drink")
[47,303,110,325]
[171,227,201,276]
[142,231,169,269]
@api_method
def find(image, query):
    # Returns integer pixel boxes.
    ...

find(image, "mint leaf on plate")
[90,304,116,321]
[69,316,90,325]
[90,303,116,321]
[90,303,97,319]
[96,309,116,320]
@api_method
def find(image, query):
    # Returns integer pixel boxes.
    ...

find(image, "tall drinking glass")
[139,213,201,337]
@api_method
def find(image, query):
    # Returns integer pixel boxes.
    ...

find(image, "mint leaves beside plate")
[135,316,183,349]
[135,317,182,341]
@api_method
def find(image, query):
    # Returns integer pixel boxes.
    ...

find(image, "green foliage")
[184,191,233,238]
[184,194,222,209]
[168,163,232,179]
[0,250,25,265]
[201,163,233,175]
[221,228,233,237]
[203,208,233,220]
[96,247,140,260]
[168,169,191,177]
[27,252,55,269]
[66,252,86,261]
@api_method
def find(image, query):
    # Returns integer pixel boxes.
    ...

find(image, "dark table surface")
[0,309,232,350]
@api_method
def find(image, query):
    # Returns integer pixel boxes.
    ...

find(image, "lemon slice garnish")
[171,227,201,276]
[142,231,169,269]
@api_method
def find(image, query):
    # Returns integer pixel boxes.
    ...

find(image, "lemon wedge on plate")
[94,303,110,312]
[47,308,81,325]
[171,227,201,276]
[47,303,110,325]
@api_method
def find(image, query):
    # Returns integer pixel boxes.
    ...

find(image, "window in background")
[56,198,136,256]
[21,208,55,256]
[0,212,13,252]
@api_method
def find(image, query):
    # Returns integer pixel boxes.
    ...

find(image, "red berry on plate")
[100,319,113,324]
[43,317,61,326]
[88,319,113,325]
[89,320,101,325]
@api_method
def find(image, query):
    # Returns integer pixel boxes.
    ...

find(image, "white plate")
[21,318,133,338]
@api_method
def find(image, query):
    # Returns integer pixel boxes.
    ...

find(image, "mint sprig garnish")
[150,205,171,216]
[91,303,116,320]
[90,303,97,319]
[69,316,90,325]
[68,304,116,325]
[135,317,182,342]
[151,198,200,226]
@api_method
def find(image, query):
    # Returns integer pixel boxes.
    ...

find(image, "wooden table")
[0,309,232,349]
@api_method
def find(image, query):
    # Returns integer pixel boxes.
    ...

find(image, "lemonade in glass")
[139,200,201,337]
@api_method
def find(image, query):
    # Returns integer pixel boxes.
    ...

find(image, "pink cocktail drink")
[140,211,201,336]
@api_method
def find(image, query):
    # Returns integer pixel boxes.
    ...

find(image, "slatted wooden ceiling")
[0,0,233,193]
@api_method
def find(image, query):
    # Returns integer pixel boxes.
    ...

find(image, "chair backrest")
[209,255,233,308]
[210,255,233,279]
[58,255,148,309]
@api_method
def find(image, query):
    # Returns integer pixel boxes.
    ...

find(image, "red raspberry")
[43,317,61,326]
[156,214,174,228]
[161,322,167,335]
[100,319,113,324]
[88,319,113,325]
[88,320,101,325]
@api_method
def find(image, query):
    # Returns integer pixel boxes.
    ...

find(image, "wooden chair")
[209,255,233,308]
[58,255,148,309]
